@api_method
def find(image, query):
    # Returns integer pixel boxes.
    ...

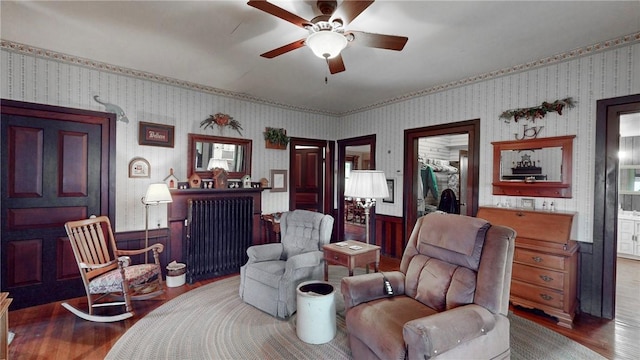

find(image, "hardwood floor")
[6,256,638,359]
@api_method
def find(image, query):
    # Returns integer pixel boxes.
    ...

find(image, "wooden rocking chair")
[62,216,164,322]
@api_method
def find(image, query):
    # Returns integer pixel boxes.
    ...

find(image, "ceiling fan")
[247,0,408,74]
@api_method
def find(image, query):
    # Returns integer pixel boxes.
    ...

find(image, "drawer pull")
[532,256,543,263]
[539,275,554,282]
[516,212,524,217]
[334,256,339,260]
[540,294,553,301]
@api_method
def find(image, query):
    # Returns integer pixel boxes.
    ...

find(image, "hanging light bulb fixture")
[305,21,347,59]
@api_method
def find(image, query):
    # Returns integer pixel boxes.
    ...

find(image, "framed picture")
[270,169,287,192]
[129,157,150,178]
[383,179,394,203]
[521,198,535,210]
[139,121,175,148]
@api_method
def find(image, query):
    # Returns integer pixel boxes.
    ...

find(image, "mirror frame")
[188,133,252,180]
[492,135,575,198]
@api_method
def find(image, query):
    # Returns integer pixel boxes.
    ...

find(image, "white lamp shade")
[344,170,389,199]
[306,30,347,59]
[143,183,173,204]
[207,158,229,171]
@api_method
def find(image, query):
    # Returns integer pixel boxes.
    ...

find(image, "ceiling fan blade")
[327,55,346,74]
[330,0,374,26]
[260,39,306,58]
[247,0,311,28]
[348,31,408,51]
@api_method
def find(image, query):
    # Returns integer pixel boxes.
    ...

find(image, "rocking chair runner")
[63,216,164,322]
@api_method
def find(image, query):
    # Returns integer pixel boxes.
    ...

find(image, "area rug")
[106,267,604,360]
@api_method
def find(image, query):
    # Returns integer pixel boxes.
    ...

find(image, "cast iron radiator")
[186,197,253,283]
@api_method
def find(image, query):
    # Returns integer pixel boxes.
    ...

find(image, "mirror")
[188,133,252,180]
[500,147,562,181]
[619,166,640,194]
[492,135,575,198]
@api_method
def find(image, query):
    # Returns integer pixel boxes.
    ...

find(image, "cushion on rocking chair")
[89,264,160,294]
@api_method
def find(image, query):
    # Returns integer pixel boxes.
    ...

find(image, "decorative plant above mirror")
[263,127,290,149]
[200,113,243,136]
[500,97,576,123]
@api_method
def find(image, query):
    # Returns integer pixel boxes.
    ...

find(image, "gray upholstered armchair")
[239,209,334,319]
[342,212,516,359]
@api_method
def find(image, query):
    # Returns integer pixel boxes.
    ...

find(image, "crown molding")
[341,31,640,116]
[2,31,639,117]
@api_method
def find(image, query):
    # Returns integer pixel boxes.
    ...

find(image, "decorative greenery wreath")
[200,113,243,136]
[500,97,576,123]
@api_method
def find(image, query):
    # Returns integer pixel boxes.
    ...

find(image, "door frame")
[337,135,376,242]
[591,94,640,318]
[403,119,480,237]
[1,98,116,309]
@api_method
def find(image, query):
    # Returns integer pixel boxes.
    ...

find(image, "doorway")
[337,135,376,242]
[403,120,480,235]
[593,94,640,319]
[289,137,333,213]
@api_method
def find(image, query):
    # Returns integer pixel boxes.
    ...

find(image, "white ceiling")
[1,1,639,115]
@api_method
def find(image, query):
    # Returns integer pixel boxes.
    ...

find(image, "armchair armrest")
[246,243,283,263]
[341,271,405,312]
[403,304,496,359]
[116,243,164,256]
[284,250,323,273]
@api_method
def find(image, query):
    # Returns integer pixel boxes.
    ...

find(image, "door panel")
[1,101,114,309]
[294,147,323,211]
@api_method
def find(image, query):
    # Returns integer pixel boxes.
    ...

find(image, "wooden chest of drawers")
[477,206,579,328]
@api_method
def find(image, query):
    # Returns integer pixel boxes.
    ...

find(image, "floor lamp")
[141,183,173,263]
[344,170,389,245]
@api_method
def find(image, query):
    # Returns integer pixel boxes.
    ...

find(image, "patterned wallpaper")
[0,45,336,231]
[339,42,639,243]
[2,37,639,241]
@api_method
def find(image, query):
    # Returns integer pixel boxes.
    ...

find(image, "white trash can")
[166,262,186,287]
[296,281,336,344]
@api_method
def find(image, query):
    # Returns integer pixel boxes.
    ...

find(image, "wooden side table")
[1,292,12,360]
[260,213,281,244]
[323,240,380,281]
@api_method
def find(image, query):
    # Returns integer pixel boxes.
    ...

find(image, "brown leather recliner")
[341,212,516,359]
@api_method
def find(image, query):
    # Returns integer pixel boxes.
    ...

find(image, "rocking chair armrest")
[79,259,118,270]
[116,243,164,256]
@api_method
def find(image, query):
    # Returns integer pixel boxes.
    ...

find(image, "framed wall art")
[139,121,175,148]
[270,169,287,192]
[129,157,150,178]
[521,198,535,210]
[383,179,395,203]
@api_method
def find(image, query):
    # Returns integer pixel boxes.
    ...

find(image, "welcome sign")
[139,121,175,148]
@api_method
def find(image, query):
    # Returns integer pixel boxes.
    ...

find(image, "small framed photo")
[139,121,175,148]
[129,157,150,178]
[521,198,535,210]
[383,179,394,203]
[270,169,287,192]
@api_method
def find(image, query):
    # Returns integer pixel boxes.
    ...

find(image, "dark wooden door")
[293,147,323,212]
[1,100,115,309]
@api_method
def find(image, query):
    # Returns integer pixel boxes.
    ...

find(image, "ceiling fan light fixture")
[306,30,347,59]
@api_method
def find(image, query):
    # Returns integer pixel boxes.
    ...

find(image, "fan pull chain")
[325,59,329,84]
